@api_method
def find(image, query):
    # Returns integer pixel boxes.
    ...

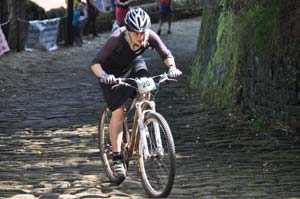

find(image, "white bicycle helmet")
[124,7,151,32]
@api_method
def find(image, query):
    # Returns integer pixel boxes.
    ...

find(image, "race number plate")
[136,77,156,93]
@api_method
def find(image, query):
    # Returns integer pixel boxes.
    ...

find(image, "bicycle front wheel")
[138,111,176,198]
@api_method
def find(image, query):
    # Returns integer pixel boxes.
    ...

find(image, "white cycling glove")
[167,66,182,78]
[100,72,117,84]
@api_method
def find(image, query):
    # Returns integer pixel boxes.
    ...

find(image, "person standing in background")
[79,2,88,41]
[115,0,132,26]
[72,2,86,46]
[85,0,104,37]
[156,0,174,35]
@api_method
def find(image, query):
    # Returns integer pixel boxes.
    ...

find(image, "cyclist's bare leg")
[109,105,125,153]
[109,105,127,177]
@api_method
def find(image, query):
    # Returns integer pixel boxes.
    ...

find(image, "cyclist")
[90,7,182,178]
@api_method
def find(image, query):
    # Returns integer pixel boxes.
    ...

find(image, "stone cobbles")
[1,17,300,199]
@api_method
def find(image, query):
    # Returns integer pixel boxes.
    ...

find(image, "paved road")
[0,18,300,199]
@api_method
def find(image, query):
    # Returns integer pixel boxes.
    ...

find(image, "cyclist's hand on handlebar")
[167,66,182,78]
[100,72,117,84]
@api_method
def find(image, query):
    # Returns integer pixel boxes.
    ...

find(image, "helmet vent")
[124,7,151,32]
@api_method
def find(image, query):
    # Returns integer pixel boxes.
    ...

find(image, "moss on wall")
[192,0,281,107]
[191,0,300,126]
[191,8,219,94]
[191,4,245,108]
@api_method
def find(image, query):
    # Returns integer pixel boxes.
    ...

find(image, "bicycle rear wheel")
[138,111,176,198]
[98,105,129,184]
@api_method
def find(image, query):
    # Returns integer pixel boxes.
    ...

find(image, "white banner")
[0,26,10,56]
[25,18,61,51]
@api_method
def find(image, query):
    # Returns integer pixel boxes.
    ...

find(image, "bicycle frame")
[125,93,163,160]
[120,76,167,161]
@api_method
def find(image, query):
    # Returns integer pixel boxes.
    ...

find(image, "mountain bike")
[98,73,176,198]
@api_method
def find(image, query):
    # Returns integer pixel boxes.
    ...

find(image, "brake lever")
[112,81,136,90]
[166,76,178,81]
[159,76,177,84]
[112,84,121,89]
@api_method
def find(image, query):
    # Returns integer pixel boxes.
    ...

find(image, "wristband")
[100,72,107,78]
[168,65,176,69]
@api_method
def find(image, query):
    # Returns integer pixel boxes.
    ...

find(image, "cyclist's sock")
[113,152,122,161]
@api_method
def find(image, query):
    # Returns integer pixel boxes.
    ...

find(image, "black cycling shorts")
[100,57,150,112]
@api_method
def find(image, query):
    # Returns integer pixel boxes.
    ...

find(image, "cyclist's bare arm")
[164,56,176,69]
[91,63,106,78]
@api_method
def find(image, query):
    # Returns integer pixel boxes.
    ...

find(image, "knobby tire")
[138,111,176,198]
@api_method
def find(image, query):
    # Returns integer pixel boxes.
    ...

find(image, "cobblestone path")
[0,18,300,199]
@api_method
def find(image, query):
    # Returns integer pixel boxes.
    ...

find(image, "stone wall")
[191,0,300,129]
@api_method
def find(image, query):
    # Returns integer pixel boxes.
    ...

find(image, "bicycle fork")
[136,99,163,159]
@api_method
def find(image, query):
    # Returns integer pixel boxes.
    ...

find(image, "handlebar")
[112,73,177,92]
